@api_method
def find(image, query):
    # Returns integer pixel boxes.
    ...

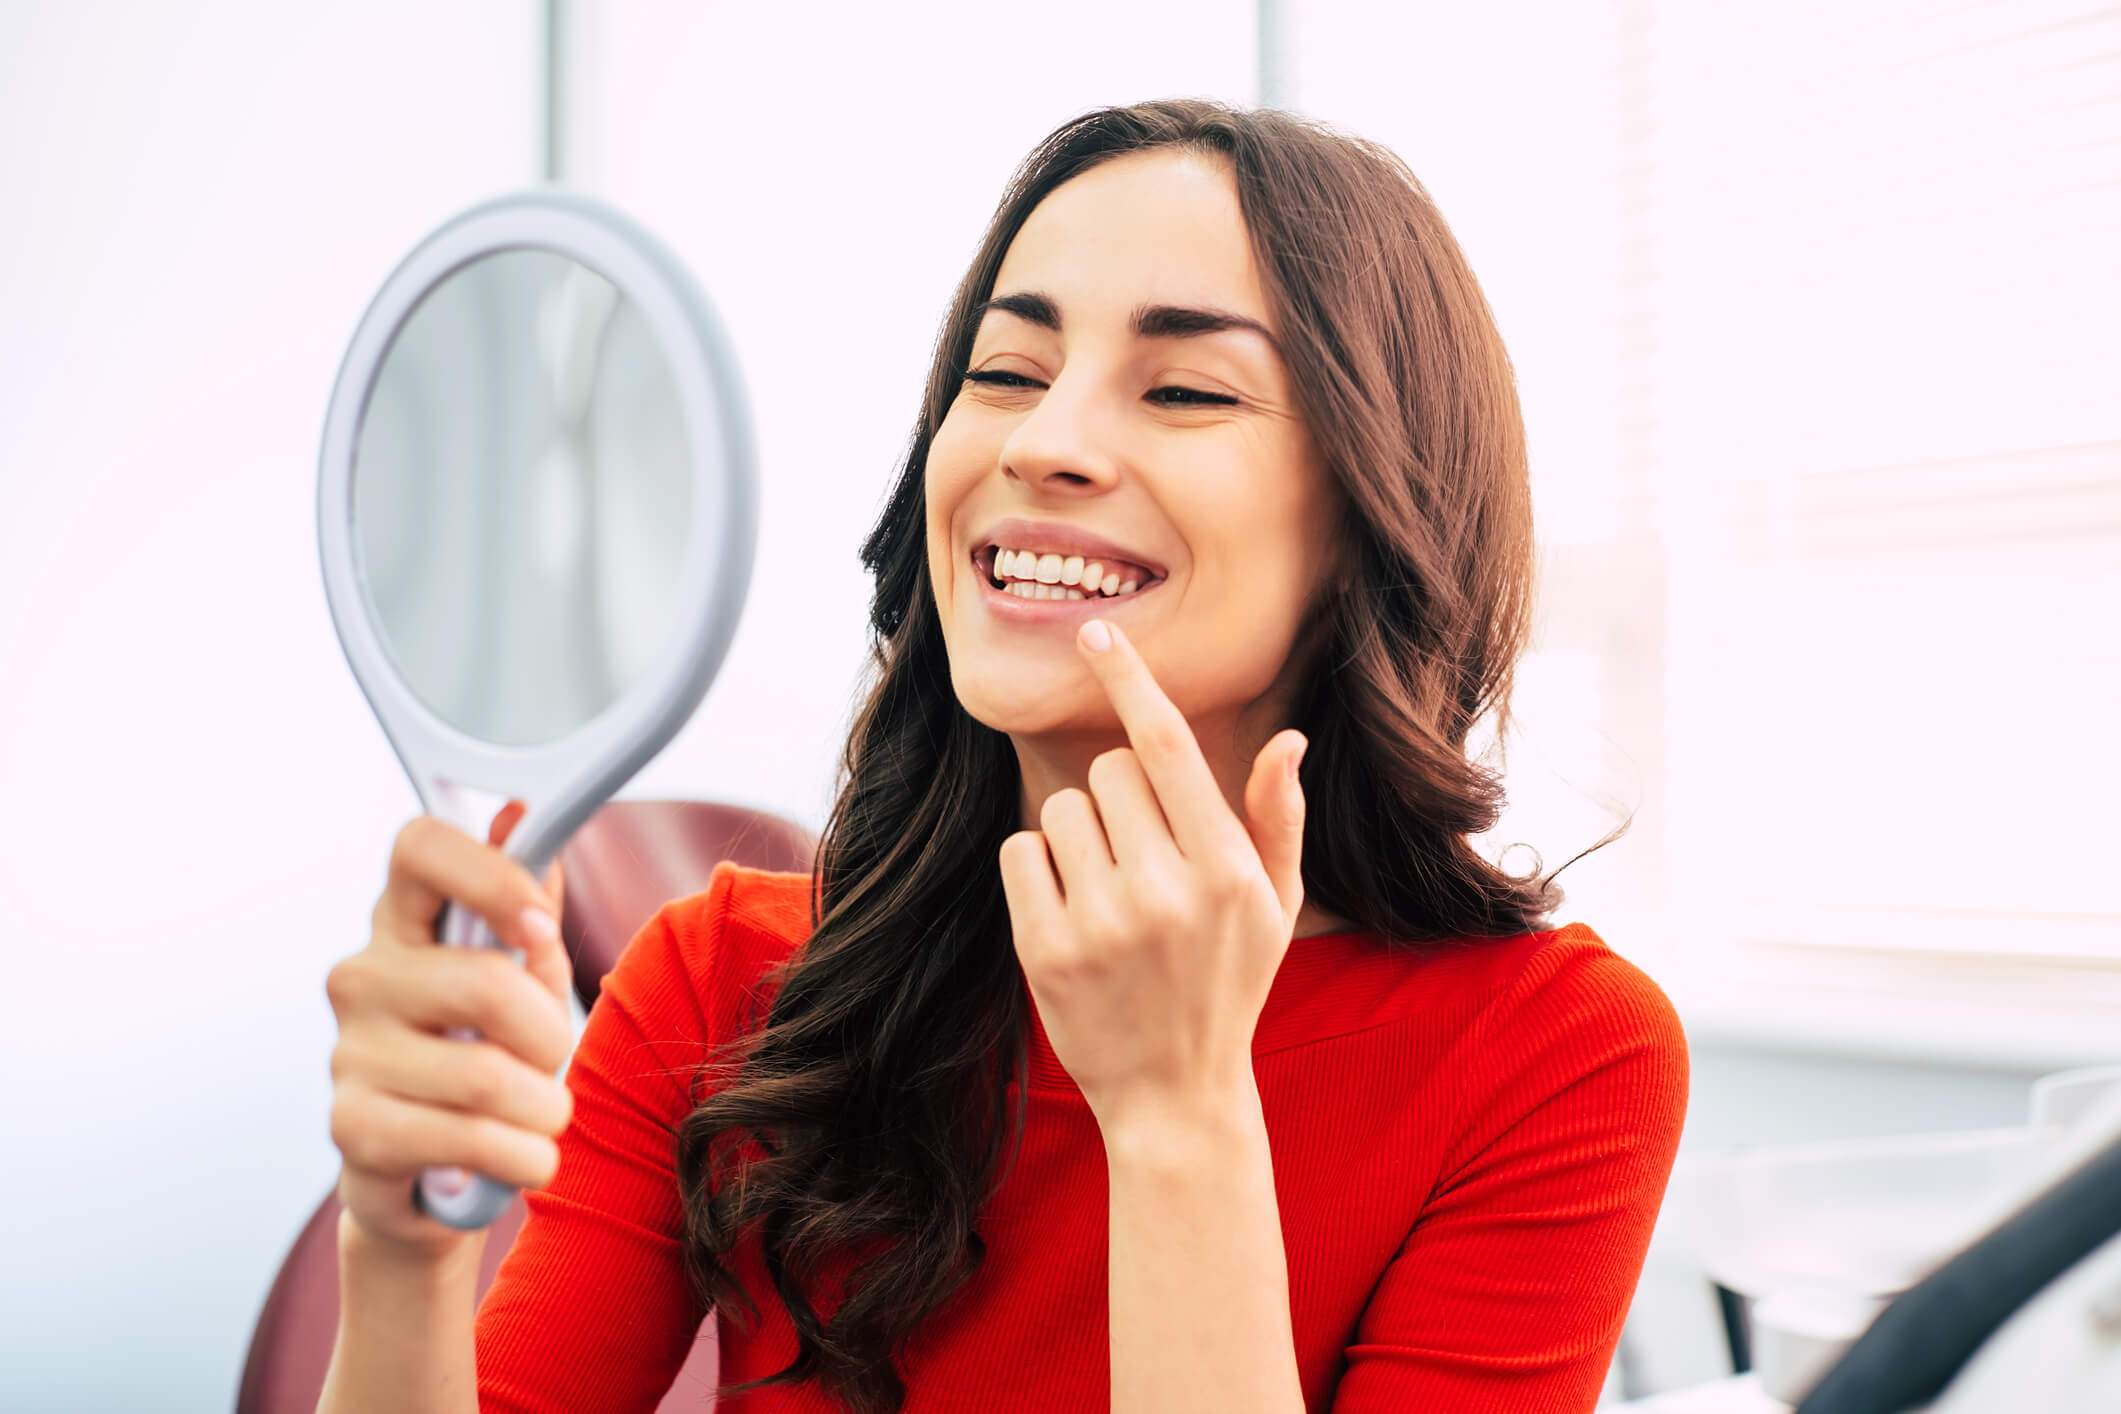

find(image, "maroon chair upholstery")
[238,800,818,1414]
[557,799,816,1011]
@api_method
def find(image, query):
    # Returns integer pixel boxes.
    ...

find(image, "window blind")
[1635,0,2121,971]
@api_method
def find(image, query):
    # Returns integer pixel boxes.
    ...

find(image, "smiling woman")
[465,99,1687,1414]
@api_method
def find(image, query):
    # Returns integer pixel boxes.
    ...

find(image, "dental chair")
[236,800,818,1414]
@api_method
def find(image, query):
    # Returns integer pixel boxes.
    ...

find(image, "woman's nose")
[997,373,1124,490]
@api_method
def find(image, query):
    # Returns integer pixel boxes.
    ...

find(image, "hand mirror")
[317,190,756,1230]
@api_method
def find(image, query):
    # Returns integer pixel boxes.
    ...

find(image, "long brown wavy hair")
[670,98,1616,1413]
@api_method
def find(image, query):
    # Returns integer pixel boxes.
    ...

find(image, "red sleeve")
[1332,939,1689,1414]
[473,862,744,1413]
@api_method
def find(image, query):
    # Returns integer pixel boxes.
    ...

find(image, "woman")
[319,99,1688,1414]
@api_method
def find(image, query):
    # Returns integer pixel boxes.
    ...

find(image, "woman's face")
[925,147,1343,742]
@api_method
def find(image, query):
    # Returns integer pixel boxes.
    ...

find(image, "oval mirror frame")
[317,187,757,907]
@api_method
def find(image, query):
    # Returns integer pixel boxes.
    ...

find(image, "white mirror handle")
[412,898,529,1230]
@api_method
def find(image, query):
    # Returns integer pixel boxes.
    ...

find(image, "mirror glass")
[352,247,693,747]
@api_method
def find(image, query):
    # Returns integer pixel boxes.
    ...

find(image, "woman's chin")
[953,677,1100,738]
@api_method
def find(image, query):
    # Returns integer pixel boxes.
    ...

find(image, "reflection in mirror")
[353,248,692,747]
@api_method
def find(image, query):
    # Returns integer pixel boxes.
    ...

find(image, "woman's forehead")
[990,149,1271,331]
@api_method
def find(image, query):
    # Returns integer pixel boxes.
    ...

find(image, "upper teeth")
[992,548,1147,599]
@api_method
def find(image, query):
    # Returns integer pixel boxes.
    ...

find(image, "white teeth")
[988,546,1154,599]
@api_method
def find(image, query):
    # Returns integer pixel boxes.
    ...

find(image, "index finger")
[1074,617,1244,859]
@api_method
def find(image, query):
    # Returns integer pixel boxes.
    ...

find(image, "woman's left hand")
[998,616,1310,1135]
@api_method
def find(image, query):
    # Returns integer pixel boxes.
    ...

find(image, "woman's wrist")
[322,1205,486,1414]
[336,1204,486,1281]
[1097,1082,1270,1173]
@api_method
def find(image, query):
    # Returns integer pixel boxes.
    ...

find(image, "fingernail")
[430,1166,468,1197]
[1287,739,1308,780]
[519,905,559,946]
[1079,619,1112,653]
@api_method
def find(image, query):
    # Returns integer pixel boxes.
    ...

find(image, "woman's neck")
[1293,899,1357,939]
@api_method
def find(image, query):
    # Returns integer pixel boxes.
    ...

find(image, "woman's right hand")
[325,805,575,1262]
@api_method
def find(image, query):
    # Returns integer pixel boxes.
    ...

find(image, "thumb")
[489,798,528,847]
[1243,731,1309,931]
[492,800,566,915]
[491,801,573,1007]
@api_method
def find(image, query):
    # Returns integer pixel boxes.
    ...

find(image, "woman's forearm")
[1103,1090,1307,1414]
[315,1210,487,1414]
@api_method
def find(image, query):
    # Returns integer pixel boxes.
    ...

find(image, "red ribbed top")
[475,861,1688,1412]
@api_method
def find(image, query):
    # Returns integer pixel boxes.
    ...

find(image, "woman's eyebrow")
[977,290,1280,355]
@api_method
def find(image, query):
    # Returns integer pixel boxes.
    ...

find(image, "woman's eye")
[961,369,1235,408]
[962,369,1040,389]
[1147,385,1237,407]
